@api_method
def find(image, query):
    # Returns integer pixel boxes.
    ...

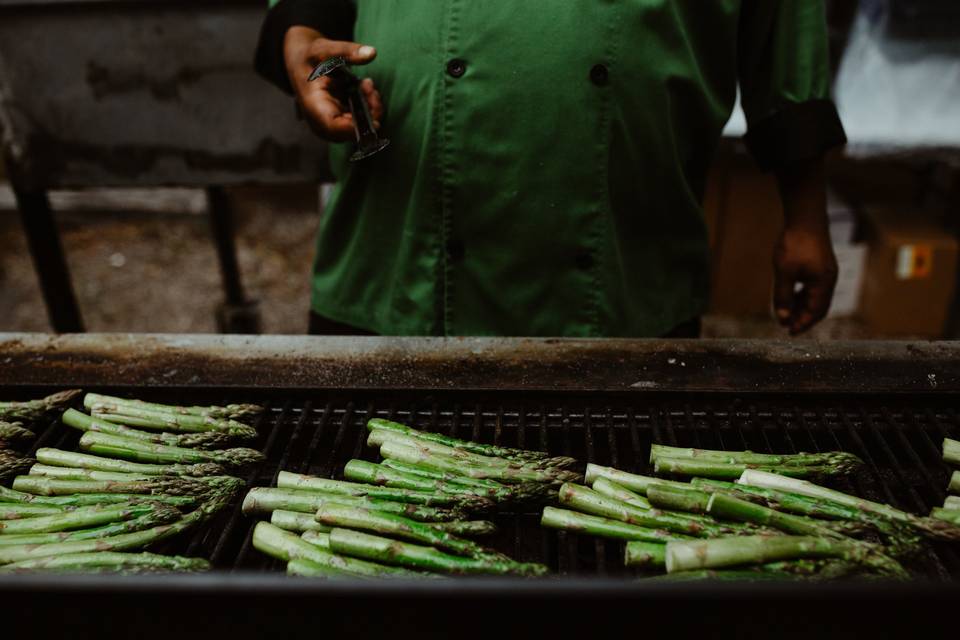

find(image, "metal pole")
[206,185,261,333]
[10,179,84,333]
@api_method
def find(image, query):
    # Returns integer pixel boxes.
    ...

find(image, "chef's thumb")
[322,40,377,65]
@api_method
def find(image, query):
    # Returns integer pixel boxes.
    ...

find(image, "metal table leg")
[11,181,84,333]
[206,186,261,334]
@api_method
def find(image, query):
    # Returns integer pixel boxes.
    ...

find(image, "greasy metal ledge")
[0,333,957,393]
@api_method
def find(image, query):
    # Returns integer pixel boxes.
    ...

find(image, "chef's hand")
[772,158,838,336]
[283,26,384,142]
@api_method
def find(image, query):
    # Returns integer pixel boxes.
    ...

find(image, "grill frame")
[1,334,959,637]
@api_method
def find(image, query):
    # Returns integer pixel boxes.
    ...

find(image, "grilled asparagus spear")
[241,487,466,522]
[84,393,262,420]
[380,441,582,485]
[276,470,493,510]
[0,508,181,546]
[0,390,81,423]
[665,535,908,579]
[271,509,332,533]
[0,485,196,509]
[945,496,960,510]
[37,447,225,477]
[654,456,847,481]
[63,408,235,450]
[327,528,548,577]
[930,508,960,525]
[950,471,960,494]
[0,551,210,574]
[79,431,264,469]
[90,405,257,441]
[650,444,863,472]
[316,503,496,559]
[12,475,227,499]
[0,502,172,535]
[252,521,427,578]
[541,506,692,543]
[367,418,575,467]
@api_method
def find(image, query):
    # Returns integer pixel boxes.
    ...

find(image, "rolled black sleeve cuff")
[253,0,356,95]
[743,99,847,171]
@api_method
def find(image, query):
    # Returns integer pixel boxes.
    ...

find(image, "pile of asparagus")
[933,437,960,526]
[244,418,578,578]
[0,392,267,574]
[648,444,864,480]
[543,461,960,581]
[0,391,82,482]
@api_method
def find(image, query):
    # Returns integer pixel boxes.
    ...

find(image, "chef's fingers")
[360,78,384,127]
[308,39,377,67]
[300,93,356,142]
[772,269,796,327]
[789,274,836,336]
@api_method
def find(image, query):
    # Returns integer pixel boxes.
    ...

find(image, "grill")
[1,335,959,638]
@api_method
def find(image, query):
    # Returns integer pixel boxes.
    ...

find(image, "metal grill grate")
[12,388,960,579]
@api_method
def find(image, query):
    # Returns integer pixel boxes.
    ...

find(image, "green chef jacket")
[255,0,846,336]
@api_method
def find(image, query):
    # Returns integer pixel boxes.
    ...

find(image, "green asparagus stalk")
[645,484,712,514]
[944,438,960,466]
[79,431,264,469]
[328,527,549,576]
[37,447,225,477]
[84,392,262,420]
[624,541,667,569]
[945,496,960,510]
[380,459,507,491]
[380,441,581,485]
[0,390,81,423]
[739,469,960,541]
[63,408,235,450]
[591,478,652,509]
[12,475,224,499]
[0,450,33,482]
[0,551,210,574]
[277,470,493,510]
[252,521,426,578]
[29,463,151,482]
[541,506,692,543]
[0,486,196,509]
[691,478,858,521]
[271,509,332,533]
[655,456,840,480]
[649,444,863,472]
[950,471,960,494]
[0,507,181,546]
[241,487,464,522]
[558,483,738,538]
[286,558,357,578]
[343,461,530,504]
[316,503,494,559]
[0,504,65,519]
[368,419,575,467]
[930,508,960,525]
[0,488,231,565]
[300,530,331,549]
[369,428,575,473]
[0,422,33,446]
[0,502,165,534]
[584,464,691,495]
[91,406,257,441]
[665,535,907,578]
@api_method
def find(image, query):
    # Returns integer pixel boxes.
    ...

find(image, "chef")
[254,0,846,337]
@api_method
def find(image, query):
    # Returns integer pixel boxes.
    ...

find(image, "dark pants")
[308,312,701,338]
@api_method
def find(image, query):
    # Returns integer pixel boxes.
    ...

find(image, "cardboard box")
[859,209,958,337]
